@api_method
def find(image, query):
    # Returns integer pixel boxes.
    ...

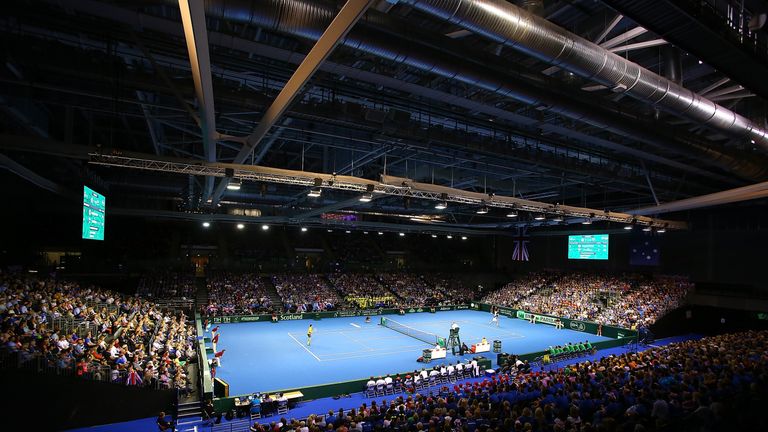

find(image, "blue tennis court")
[207,310,611,396]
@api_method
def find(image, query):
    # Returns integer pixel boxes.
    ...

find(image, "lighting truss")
[89,153,686,230]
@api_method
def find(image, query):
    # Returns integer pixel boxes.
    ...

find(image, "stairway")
[195,276,208,309]
[319,233,337,263]
[176,401,204,430]
[262,276,284,311]
[324,275,346,300]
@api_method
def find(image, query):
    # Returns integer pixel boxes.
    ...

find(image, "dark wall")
[496,203,768,292]
[0,368,175,431]
[650,305,768,338]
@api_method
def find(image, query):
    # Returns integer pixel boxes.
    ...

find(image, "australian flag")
[629,231,660,266]
[512,226,530,261]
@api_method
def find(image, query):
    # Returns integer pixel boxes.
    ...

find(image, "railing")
[0,349,172,390]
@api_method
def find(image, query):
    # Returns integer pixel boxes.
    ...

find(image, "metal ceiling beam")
[541,14,625,76]
[293,195,382,220]
[39,0,753,182]
[402,0,768,148]
[699,78,730,97]
[251,118,293,166]
[0,153,72,197]
[136,91,163,155]
[608,39,668,54]
[86,151,686,229]
[710,92,755,103]
[178,0,218,201]
[599,26,648,49]
[208,0,374,207]
[704,85,745,100]
[594,14,624,44]
[630,181,768,215]
[131,30,201,128]
[109,207,512,236]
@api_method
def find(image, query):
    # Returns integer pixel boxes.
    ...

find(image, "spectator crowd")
[136,271,194,299]
[483,272,691,328]
[272,274,340,313]
[204,272,273,316]
[199,270,688,330]
[0,272,196,393]
[251,330,768,431]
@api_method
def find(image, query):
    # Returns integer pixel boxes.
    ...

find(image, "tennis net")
[380,317,446,347]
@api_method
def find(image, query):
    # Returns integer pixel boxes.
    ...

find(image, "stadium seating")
[483,272,691,328]
[286,330,768,432]
[0,273,196,393]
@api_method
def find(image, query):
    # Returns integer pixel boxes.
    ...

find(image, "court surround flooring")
[208,309,611,396]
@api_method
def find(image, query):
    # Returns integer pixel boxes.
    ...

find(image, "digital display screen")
[82,186,106,240]
[568,234,609,260]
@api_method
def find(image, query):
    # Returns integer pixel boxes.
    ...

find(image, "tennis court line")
[350,323,361,328]
[317,347,430,362]
[287,332,321,362]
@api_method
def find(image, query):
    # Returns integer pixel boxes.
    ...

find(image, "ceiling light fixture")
[506,210,518,218]
[308,178,323,197]
[476,205,489,214]
[435,201,448,210]
[534,214,546,221]
[261,224,269,231]
[226,179,242,191]
[301,227,308,232]
[378,231,384,235]
[461,236,468,240]
[202,222,211,228]
[447,235,453,239]
[399,232,405,237]
[359,192,373,202]
[236,223,245,230]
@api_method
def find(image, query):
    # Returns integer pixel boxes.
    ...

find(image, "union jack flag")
[511,226,530,261]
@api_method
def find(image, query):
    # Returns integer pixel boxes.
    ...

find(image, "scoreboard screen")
[568,234,609,260]
[82,186,106,240]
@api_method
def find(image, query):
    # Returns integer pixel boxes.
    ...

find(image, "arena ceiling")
[1,0,767,235]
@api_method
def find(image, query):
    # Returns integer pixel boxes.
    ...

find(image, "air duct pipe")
[518,0,544,16]
[662,46,682,86]
[194,0,768,179]
[402,0,768,149]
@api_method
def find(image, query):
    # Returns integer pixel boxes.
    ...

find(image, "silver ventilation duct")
[194,0,768,179]
[402,0,768,149]
[517,0,544,16]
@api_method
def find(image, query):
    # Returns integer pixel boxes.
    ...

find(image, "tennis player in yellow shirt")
[307,324,313,346]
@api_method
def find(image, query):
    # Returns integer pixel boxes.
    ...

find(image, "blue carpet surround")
[207,310,612,396]
[64,416,158,432]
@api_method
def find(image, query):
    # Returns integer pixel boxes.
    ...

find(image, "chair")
[250,404,261,420]
[375,382,385,397]
[385,382,395,395]
[428,374,439,388]
[448,369,457,383]
[365,383,376,398]
[277,400,288,415]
